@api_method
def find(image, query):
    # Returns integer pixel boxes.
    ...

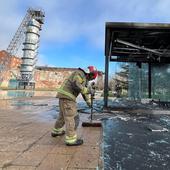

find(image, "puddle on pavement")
[0,90,34,99]
[0,90,56,99]
[0,96,59,122]
[11,99,59,122]
[102,115,170,170]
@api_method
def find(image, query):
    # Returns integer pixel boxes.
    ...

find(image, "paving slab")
[0,152,20,168]
[68,151,99,169]
[37,154,72,170]
[37,132,63,146]
[0,143,28,152]
[81,127,102,146]
[3,166,36,170]
[68,145,100,169]
[50,145,77,155]
[12,145,53,166]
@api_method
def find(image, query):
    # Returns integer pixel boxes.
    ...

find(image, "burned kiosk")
[104,22,170,107]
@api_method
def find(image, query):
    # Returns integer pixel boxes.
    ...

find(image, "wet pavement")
[0,96,102,170]
[1,92,170,170]
[102,114,170,170]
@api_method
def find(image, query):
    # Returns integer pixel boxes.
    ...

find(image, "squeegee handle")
[90,94,94,121]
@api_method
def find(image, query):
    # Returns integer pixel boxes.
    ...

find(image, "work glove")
[86,100,92,108]
[90,88,95,96]
[88,86,95,96]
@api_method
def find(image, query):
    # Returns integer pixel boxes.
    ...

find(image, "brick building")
[34,67,77,90]
[0,51,21,88]
[0,50,21,69]
[0,50,104,90]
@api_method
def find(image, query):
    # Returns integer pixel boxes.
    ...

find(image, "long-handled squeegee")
[82,93,102,127]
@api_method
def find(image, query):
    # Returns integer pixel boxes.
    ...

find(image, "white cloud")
[29,0,170,48]
[1,0,170,52]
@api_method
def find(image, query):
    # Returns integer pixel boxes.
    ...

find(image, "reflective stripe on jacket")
[57,68,90,102]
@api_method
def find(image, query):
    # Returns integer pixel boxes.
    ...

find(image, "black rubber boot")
[51,130,65,137]
[66,139,83,146]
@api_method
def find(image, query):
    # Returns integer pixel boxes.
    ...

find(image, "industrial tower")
[0,8,45,89]
[19,9,45,89]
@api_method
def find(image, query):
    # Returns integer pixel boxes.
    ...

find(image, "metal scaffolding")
[7,8,44,56]
[0,8,45,89]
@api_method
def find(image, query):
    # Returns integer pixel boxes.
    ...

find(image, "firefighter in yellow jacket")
[51,66,98,146]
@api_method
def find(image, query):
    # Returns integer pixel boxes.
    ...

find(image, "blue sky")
[1,0,170,73]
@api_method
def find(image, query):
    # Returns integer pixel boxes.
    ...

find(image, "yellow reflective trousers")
[54,98,79,142]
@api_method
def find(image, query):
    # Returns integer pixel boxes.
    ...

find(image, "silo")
[20,18,41,88]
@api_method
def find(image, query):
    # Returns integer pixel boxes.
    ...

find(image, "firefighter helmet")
[85,66,98,79]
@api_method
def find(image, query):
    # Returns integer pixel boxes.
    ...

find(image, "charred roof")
[105,22,170,63]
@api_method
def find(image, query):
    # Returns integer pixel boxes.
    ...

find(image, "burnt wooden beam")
[115,39,163,56]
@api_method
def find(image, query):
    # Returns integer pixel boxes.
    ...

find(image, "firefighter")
[51,66,98,146]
